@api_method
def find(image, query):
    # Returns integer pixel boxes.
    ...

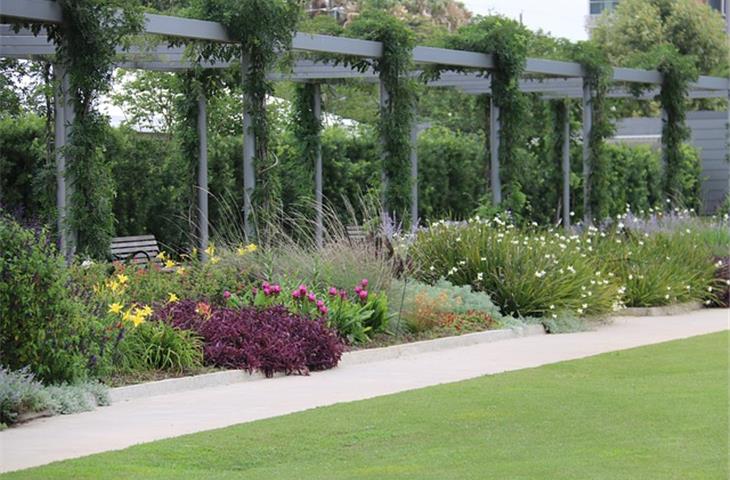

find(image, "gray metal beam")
[313,83,323,248]
[413,46,494,69]
[525,58,583,77]
[0,0,60,23]
[489,94,501,205]
[197,93,209,260]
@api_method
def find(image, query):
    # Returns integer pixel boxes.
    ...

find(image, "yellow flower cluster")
[236,243,258,256]
[108,302,153,327]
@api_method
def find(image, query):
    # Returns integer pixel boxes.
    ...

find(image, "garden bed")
[109,323,545,403]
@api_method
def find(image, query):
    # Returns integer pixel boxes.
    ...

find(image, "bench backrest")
[346,225,366,243]
[111,235,160,265]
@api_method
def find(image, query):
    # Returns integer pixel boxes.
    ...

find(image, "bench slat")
[112,235,156,243]
[111,246,160,255]
[111,240,159,250]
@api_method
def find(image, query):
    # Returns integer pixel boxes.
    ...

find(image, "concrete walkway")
[1,309,727,473]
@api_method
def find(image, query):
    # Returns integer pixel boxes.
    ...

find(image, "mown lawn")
[4,332,728,480]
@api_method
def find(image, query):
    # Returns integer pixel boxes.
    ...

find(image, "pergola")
[2,0,729,261]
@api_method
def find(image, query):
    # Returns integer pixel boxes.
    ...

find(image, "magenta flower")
[307,293,317,303]
[263,286,272,296]
[358,290,368,301]
[272,284,281,295]
[328,287,338,296]
[262,281,270,289]
[339,289,348,299]
[360,279,369,288]
[316,300,325,308]
[292,289,301,299]
[319,305,329,315]
[355,285,362,294]
[223,290,232,300]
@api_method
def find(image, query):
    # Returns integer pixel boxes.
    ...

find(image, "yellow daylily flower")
[140,305,153,317]
[122,308,133,322]
[108,279,120,293]
[108,302,123,315]
[131,312,145,327]
[176,266,186,275]
[236,246,246,256]
[165,259,176,269]
[246,243,257,253]
[117,274,128,284]
[156,251,168,261]
[191,247,198,257]
[210,256,221,265]
[168,292,179,303]
[205,244,216,256]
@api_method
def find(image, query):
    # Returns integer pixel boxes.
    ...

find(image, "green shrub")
[389,279,506,333]
[0,367,49,427]
[0,215,91,383]
[410,220,622,318]
[116,321,203,374]
[0,366,109,428]
[602,143,662,217]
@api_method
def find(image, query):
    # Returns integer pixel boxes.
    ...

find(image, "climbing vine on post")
[192,0,301,229]
[432,16,530,215]
[572,41,614,222]
[345,11,416,222]
[648,46,700,209]
[291,82,321,206]
[42,0,142,258]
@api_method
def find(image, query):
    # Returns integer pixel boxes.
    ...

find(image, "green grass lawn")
[5,332,728,480]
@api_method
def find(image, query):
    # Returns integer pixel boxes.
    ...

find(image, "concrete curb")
[339,324,545,367]
[109,325,545,403]
[619,302,704,317]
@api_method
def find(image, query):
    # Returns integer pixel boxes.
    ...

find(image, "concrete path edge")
[110,324,545,403]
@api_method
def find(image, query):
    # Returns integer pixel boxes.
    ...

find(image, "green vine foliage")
[290,82,321,216]
[41,0,143,258]
[649,45,700,209]
[345,11,416,222]
[572,41,614,221]
[433,16,530,214]
[191,0,301,225]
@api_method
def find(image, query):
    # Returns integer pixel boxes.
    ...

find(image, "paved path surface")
[1,309,727,473]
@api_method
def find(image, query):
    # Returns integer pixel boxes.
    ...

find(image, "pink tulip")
[339,290,348,299]
[298,284,308,295]
[262,281,270,289]
[358,290,368,301]
[355,285,362,294]
[292,290,301,299]
[360,279,369,288]
[328,287,338,296]
[319,305,328,315]
[316,300,325,308]
[272,284,281,294]
[307,293,316,302]
[223,290,231,300]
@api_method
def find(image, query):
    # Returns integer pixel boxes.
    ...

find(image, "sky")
[461,0,589,41]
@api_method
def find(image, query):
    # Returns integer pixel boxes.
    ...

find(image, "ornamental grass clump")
[410,218,622,318]
[154,301,343,377]
[595,227,720,307]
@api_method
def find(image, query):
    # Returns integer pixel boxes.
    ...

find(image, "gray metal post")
[197,92,209,260]
[62,67,76,260]
[313,83,323,248]
[410,115,418,228]
[581,81,592,224]
[561,101,571,228]
[489,95,501,205]
[241,54,255,240]
[379,79,389,214]
[54,63,69,261]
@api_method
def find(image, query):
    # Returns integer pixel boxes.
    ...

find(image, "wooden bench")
[345,225,367,244]
[110,235,161,265]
